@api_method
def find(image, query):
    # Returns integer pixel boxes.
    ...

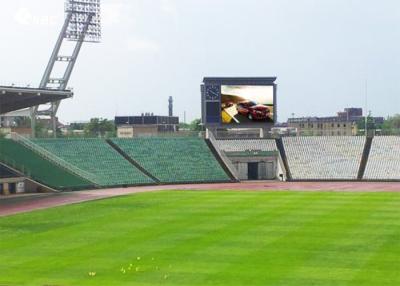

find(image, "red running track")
[1,181,400,217]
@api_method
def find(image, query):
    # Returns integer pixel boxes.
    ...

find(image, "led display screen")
[220,85,274,124]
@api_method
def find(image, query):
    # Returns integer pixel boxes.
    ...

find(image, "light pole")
[32,0,102,137]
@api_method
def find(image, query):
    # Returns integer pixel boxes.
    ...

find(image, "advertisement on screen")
[221,85,274,124]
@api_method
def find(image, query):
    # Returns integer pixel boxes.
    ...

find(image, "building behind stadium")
[287,108,384,136]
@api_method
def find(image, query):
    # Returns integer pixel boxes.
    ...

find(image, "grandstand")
[283,136,365,180]
[0,139,92,190]
[2,134,400,195]
[364,136,400,180]
[34,139,155,187]
[112,137,231,183]
[0,136,232,192]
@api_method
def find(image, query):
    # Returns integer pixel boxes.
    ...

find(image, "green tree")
[381,114,400,135]
[356,118,365,131]
[178,122,190,130]
[35,121,48,138]
[366,112,376,131]
[84,118,115,137]
[356,112,378,135]
[14,117,31,128]
[188,119,203,131]
[69,122,85,130]
[385,114,400,128]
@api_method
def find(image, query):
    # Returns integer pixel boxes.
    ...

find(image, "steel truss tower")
[31,0,101,137]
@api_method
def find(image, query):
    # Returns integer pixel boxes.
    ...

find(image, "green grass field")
[1,191,400,286]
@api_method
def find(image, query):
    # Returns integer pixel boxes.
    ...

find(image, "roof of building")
[288,116,384,124]
[0,86,72,114]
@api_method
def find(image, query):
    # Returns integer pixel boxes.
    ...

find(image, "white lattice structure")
[283,136,365,180]
[364,136,400,180]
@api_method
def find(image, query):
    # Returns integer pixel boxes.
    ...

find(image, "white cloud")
[126,38,160,54]
[161,0,178,15]
[102,2,126,26]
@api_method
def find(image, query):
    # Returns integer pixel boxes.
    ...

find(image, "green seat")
[112,137,231,183]
[34,139,155,187]
[0,139,92,190]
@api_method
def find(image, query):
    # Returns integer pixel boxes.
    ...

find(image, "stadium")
[1,1,400,285]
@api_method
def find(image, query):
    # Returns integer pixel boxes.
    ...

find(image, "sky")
[0,0,399,124]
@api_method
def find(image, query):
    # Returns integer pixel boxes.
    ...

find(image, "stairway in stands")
[0,138,93,190]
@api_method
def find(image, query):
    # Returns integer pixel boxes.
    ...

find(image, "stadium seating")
[216,139,277,153]
[283,136,365,180]
[0,139,92,189]
[3,135,400,189]
[34,139,155,186]
[364,136,400,180]
[112,137,231,183]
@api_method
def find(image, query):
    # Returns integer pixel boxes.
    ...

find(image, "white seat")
[364,136,400,180]
[216,139,277,153]
[283,136,365,180]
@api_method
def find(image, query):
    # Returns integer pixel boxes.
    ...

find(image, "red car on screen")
[236,101,270,120]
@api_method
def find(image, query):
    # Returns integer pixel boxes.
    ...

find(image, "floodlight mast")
[31,0,101,137]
